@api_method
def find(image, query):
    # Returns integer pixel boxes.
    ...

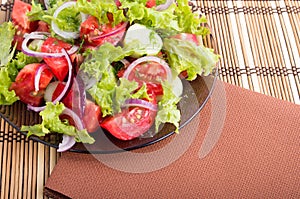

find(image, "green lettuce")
[0,22,19,105]
[21,102,95,144]
[76,0,126,26]
[120,0,209,36]
[155,81,181,133]
[89,73,149,117]
[6,52,39,81]
[80,42,137,81]
[0,22,16,67]
[0,68,19,105]
[163,37,220,80]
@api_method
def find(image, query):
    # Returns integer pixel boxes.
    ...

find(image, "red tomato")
[41,37,72,81]
[80,16,126,47]
[146,0,156,8]
[36,21,50,32]
[11,0,38,50]
[100,91,157,140]
[51,82,73,109]
[10,63,53,106]
[125,61,169,96]
[11,0,37,31]
[83,100,102,133]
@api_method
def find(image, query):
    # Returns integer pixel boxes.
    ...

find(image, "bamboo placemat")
[0,1,299,198]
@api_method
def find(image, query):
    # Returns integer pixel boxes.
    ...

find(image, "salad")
[0,0,219,152]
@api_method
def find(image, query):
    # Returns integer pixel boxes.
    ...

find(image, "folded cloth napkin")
[44,81,300,198]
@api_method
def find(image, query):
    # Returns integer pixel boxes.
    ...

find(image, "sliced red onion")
[22,32,79,58]
[27,49,73,112]
[51,1,86,39]
[122,98,158,111]
[62,107,84,130]
[34,64,50,92]
[122,56,172,83]
[27,104,46,112]
[156,0,174,11]
[57,134,76,152]
[52,49,73,104]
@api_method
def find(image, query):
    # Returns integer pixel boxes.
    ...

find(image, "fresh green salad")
[0,0,219,151]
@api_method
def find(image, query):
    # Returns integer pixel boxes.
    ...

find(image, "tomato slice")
[80,16,126,47]
[83,100,102,133]
[10,63,53,106]
[51,82,73,109]
[125,61,169,96]
[11,0,38,50]
[100,91,157,140]
[146,0,156,8]
[11,0,37,31]
[41,37,72,81]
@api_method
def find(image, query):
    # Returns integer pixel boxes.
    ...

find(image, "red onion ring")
[27,49,73,112]
[51,1,86,39]
[52,49,73,104]
[22,32,79,58]
[62,107,84,130]
[156,0,174,11]
[122,98,158,112]
[34,64,50,92]
[122,56,172,83]
[57,134,76,152]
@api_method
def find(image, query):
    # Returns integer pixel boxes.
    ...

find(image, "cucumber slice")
[171,76,183,98]
[123,23,163,57]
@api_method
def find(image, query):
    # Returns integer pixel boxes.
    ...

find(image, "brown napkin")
[44,81,300,198]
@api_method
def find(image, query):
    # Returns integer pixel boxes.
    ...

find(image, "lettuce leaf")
[120,0,209,36]
[21,102,95,144]
[0,22,16,67]
[80,43,135,81]
[76,0,126,26]
[163,37,220,80]
[155,81,181,133]
[0,68,19,105]
[6,52,39,81]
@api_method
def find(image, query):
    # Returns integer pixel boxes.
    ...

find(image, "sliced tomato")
[10,63,53,106]
[83,100,102,133]
[11,0,37,31]
[41,37,72,81]
[146,0,156,8]
[100,91,157,140]
[80,16,127,47]
[125,61,169,96]
[11,0,38,50]
[51,82,73,109]
[36,21,50,32]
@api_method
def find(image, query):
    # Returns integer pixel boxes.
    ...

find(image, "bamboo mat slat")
[0,1,299,198]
